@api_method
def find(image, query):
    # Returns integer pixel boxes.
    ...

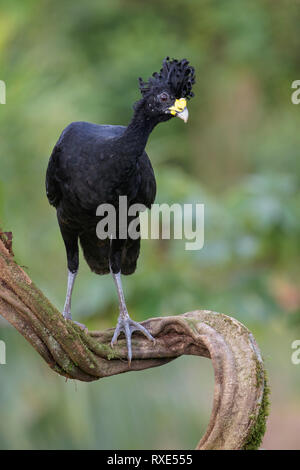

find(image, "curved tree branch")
[0,233,269,449]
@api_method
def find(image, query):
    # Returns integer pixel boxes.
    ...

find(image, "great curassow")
[46,57,195,363]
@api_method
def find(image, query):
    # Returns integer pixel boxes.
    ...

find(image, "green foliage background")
[0,0,300,449]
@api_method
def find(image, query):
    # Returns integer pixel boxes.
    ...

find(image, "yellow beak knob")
[168,98,187,116]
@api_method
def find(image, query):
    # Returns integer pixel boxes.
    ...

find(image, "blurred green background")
[1,0,300,449]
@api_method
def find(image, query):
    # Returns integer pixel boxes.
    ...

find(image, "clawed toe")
[63,313,88,333]
[111,316,155,365]
[73,320,88,333]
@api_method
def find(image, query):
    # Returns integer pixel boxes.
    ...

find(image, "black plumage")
[47,123,156,275]
[46,57,195,362]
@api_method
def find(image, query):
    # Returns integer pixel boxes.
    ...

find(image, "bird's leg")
[110,269,155,364]
[62,269,87,332]
[59,224,87,332]
[62,269,77,320]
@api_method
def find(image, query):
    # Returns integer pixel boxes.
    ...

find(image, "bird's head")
[138,57,195,124]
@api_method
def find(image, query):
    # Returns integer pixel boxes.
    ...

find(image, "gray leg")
[110,270,155,364]
[62,270,77,319]
[62,270,87,332]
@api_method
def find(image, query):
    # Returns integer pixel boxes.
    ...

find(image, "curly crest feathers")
[139,57,195,100]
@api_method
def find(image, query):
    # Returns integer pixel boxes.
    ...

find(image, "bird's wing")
[136,151,156,208]
[45,145,62,208]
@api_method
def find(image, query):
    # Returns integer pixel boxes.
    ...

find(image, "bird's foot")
[111,314,155,365]
[63,311,88,333]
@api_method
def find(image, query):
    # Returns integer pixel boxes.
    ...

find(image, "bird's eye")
[159,92,169,102]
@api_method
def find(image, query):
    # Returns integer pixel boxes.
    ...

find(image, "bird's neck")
[118,101,158,157]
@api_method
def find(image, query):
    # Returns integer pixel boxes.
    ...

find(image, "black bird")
[46,57,195,363]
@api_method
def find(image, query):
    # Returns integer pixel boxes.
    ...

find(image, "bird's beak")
[168,98,189,123]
